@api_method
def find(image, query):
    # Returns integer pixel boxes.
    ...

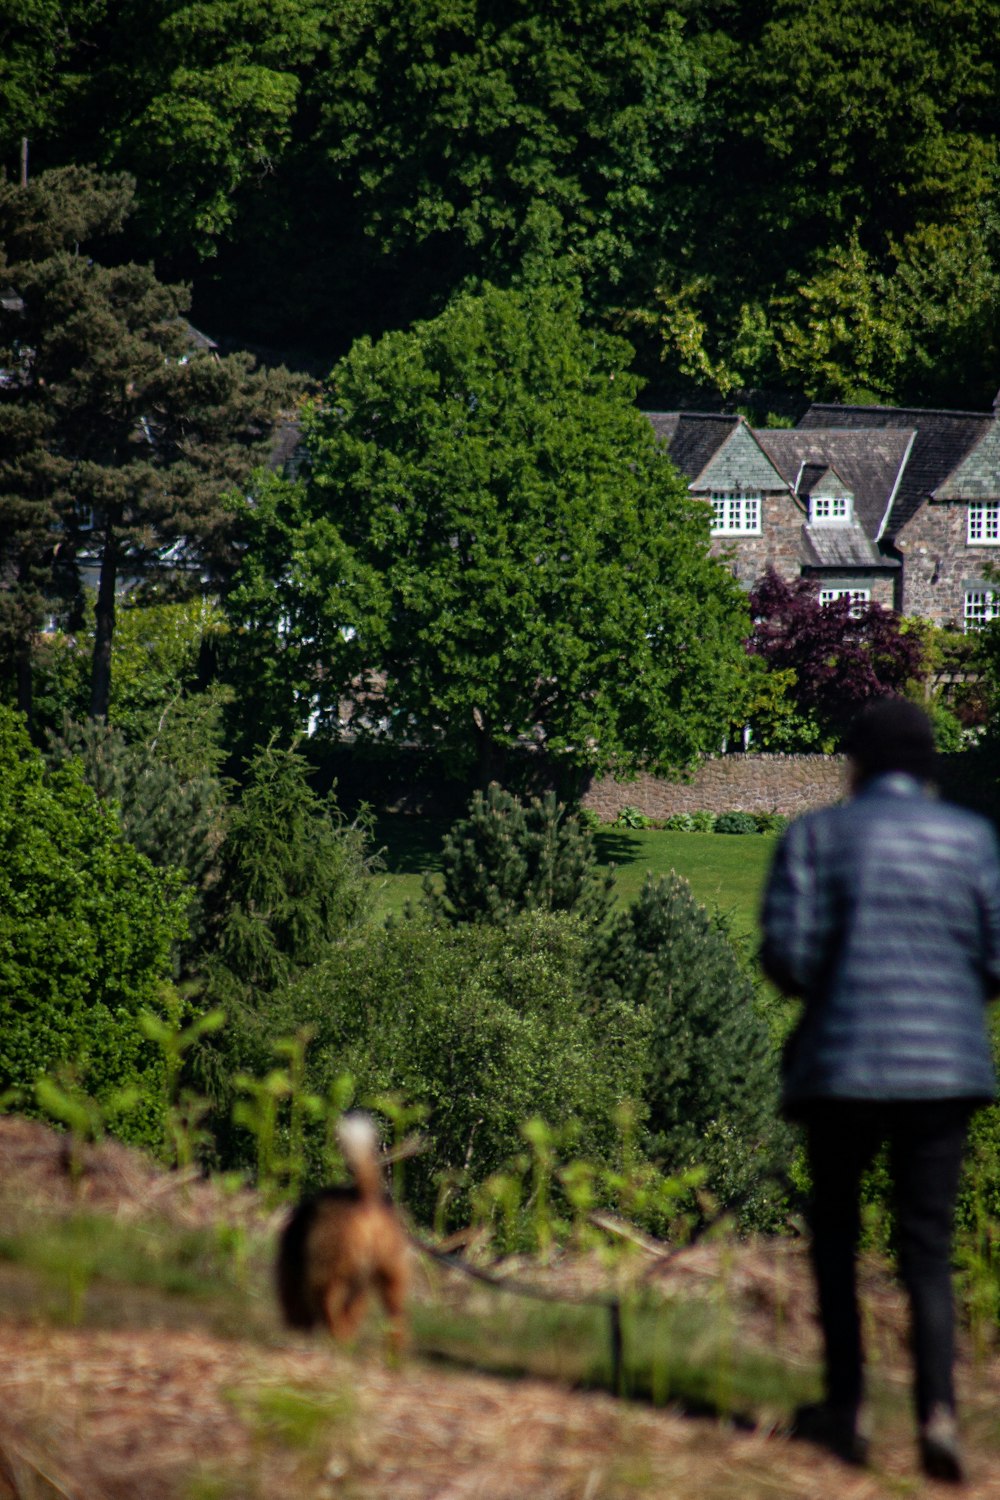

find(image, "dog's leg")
[327,1283,369,1342]
[377,1266,409,1361]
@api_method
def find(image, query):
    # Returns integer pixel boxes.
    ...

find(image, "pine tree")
[207,743,378,994]
[593,873,789,1224]
[0,166,301,728]
[421,784,614,928]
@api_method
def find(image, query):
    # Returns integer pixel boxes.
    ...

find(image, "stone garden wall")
[579,751,998,823]
[580,755,847,820]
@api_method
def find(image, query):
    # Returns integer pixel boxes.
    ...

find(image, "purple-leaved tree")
[747,570,924,744]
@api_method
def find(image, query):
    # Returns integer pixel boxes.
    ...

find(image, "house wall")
[895,502,996,626]
[706,489,806,588]
[802,570,897,609]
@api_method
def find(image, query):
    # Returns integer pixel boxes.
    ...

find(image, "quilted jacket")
[760,773,1000,1107]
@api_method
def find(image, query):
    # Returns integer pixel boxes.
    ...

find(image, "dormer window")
[810,495,852,525]
[968,501,1000,544]
[710,492,761,535]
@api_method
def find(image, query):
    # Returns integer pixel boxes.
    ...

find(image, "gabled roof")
[796,461,852,499]
[755,426,914,540]
[797,402,992,535]
[645,411,788,492]
[645,411,739,482]
[933,421,1000,502]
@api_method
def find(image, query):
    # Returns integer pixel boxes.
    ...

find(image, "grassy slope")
[3,1130,1000,1498]
[373,818,778,941]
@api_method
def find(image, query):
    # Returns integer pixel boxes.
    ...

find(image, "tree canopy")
[4,0,995,409]
[225,284,750,780]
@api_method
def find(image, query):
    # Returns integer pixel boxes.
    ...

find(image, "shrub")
[753,811,789,835]
[577,806,603,831]
[591,874,790,1226]
[45,716,226,958]
[420,784,613,928]
[244,912,649,1223]
[665,812,695,832]
[713,811,759,835]
[615,804,650,829]
[690,810,715,832]
[0,707,188,1146]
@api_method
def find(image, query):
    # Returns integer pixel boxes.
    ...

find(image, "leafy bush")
[753,811,789,835]
[713,811,759,835]
[420,784,613,928]
[45,716,226,958]
[0,707,188,1146]
[591,874,790,1226]
[239,912,648,1223]
[665,812,694,831]
[690,810,715,832]
[615,804,650,829]
[577,806,603,831]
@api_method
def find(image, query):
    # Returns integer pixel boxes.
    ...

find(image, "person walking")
[760,697,1000,1482]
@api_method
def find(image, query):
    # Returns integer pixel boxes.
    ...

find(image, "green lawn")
[373,817,777,941]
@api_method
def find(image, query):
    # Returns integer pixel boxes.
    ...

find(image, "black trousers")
[801,1099,973,1422]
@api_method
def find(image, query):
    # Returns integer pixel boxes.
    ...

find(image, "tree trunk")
[473,712,505,791]
[89,527,118,721]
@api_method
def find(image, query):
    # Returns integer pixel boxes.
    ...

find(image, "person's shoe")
[790,1401,871,1466]
[920,1404,965,1484]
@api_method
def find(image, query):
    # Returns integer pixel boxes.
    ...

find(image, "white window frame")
[709,491,761,536]
[964,590,1000,632]
[819,587,870,618]
[809,494,852,525]
[967,501,1000,545]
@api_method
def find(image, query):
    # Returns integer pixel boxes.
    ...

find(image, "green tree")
[0,704,188,1144]
[313,0,702,303]
[44,716,227,959]
[592,873,789,1223]
[0,165,300,728]
[421,784,614,928]
[619,0,1000,408]
[227,284,749,783]
[206,741,378,996]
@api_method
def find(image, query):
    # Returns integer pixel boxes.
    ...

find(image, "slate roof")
[797,403,992,535]
[645,411,740,483]
[755,426,914,540]
[795,461,847,498]
[800,525,896,569]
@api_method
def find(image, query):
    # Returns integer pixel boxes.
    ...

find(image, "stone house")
[648,396,1000,630]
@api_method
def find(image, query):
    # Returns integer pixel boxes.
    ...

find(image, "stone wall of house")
[708,490,805,588]
[580,755,848,820]
[802,570,897,609]
[896,501,996,626]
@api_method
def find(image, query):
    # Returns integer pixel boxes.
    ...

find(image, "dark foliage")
[747,569,925,745]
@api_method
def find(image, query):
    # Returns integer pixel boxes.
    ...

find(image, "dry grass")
[1,1118,999,1499]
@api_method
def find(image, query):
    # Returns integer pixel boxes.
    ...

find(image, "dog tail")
[276,1197,321,1329]
[337,1112,384,1204]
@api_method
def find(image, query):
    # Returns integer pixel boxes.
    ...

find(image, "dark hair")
[843,698,938,782]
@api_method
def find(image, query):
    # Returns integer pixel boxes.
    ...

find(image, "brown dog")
[276,1114,409,1354]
